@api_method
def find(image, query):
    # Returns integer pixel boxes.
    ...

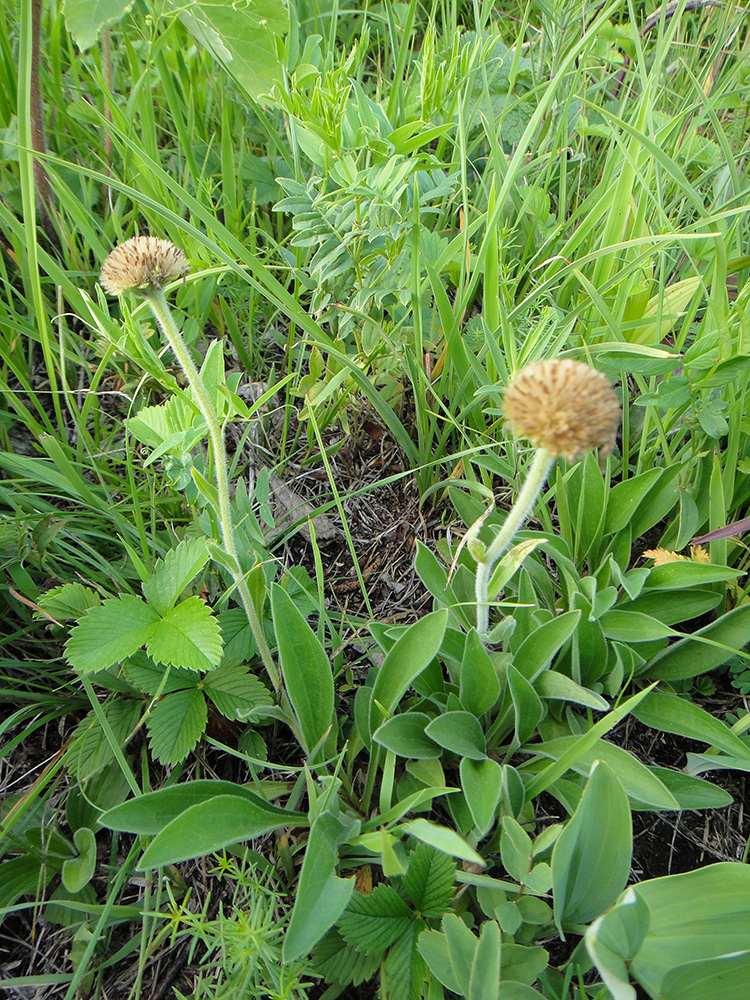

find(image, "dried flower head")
[503,359,620,460]
[99,236,189,296]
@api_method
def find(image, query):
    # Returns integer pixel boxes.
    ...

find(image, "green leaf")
[512,611,581,682]
[460,629,501,716]
[552,761,632,930]
[141,537,210,615]
[338,884,413,956]
[534,671,609,711]
[146,597,223,672]
[313,929,381,987]
[38,582,100,621]
[648,768,732,810]
[645,561,742,590]
[402,842,456,918]
[599,610,677,642]
[532,736,679,810]
[72,699,142,781]
[632,690,750,759]
[139,793,304,869]
[507,665,544,745]
[662,952,750,1000]
[61,827,97,894]
[460,758,503,837]
[400,820,484,866]
[369,610,448,736]
[177,0,289,103]
[62,0,136,51]
[418,915,500,1000]
[146,687,207,766]
[123,653,197,695]
[66,595,159,673]
[424,712,486,760]
[374,713,443,759]
[272,585,333,756]
[605,468,663,533]
[500,816,533,884]
[283,812,359,963]
[383,922,426,1000]
[643,604,750,680]
[203,662,274,719]
[100,780,304,835]
[616,589,723,626]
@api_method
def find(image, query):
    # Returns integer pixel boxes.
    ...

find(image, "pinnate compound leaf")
[142,537,210,615]
[401,842,455,917]
[66,595,159,673]
[338,884,413,956]
[146,687,207,766]
[313,929,381,987]
[146,597,223,672]
[203,662,273,719]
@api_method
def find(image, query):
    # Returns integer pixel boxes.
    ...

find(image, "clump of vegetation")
[2,2,750,999]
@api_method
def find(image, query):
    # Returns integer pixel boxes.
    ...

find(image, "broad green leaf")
[202,662,274,719]
[501,944,550,987]
[648,768,732,810]
[146,687,207,766]
[645,561,742,590]
[283,812,359,963]
[123,653,196,695]
[418,915,500,1000]
[100,780,304,835]
[0,855,58,913]
[369,610,448,736]
[534,672,609,711]
[599,611,676,642]
[373,713,443,759]
[628,464,682,538]
[62,0,136,50]
[61,827,97,893]
[338,884,412,955]
[524,684,656,799]
[460,629,501,716]
[500,816,533,884]
[147,597,223,672]
[605,468,663,533]
[507,665,544,745]
[588,864,750,1000]
[512,611,581,682]
[402,843,456,918]
[552,761,632,929]
[177,0,289,102]
[425,712,486,760]
[141,537,210,615]
[615,589,722,626]
[66,595,159,673]
[460,758,503,837]
[139,793,304,869]
[531,736,679,810]
[632,690,750,759]
[272,585,333,756]
[643,604,750,680]
[400,820,484,866]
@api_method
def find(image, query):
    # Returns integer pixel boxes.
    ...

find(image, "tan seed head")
[99,236,189,296]
[503,359,621,460]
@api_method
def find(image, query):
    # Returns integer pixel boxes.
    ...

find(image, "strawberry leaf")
[66,595,159,673]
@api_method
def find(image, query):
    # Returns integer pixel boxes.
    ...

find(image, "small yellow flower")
[503,359,621,461]
[644,545,711,566]
[99,236,189,296]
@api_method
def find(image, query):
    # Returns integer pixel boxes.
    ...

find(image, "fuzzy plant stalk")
[475,359,621,638]
[100,237,280,692]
